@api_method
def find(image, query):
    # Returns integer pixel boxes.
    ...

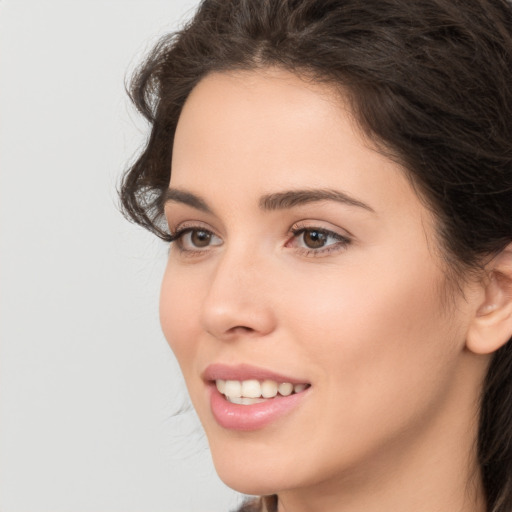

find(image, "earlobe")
[466,245,512,355]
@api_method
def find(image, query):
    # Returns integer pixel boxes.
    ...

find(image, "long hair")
[119,1,512,510]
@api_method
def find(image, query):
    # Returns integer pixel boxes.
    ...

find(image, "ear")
[466,244,512,355]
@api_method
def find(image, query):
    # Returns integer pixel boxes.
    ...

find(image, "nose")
[200,247,277,341]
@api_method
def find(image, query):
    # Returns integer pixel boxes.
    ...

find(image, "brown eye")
[302,229,327,248]
[288,226,351,255]
[171,227,223,252]
[190,229,212,247]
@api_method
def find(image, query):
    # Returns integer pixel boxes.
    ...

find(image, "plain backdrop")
[0,1,245,511]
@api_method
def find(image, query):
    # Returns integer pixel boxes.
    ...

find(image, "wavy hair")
[119,1,512,510]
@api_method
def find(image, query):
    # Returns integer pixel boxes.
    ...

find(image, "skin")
[160,68,491,512]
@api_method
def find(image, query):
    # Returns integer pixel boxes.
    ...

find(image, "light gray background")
[0,1,245,511]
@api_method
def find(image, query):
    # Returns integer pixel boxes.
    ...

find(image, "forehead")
[173,69,354,175]
[170,68,426,223]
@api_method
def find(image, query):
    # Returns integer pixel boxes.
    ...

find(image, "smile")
[203,364,311,430]
[216,379,309,404]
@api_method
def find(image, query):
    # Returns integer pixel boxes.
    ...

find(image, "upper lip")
[202,363,309,384]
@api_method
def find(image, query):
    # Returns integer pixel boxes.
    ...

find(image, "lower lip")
[209,384,309,431]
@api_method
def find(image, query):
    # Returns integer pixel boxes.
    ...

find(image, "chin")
[219,474,278,497]
[216,468,286,497]
[208,440,296,496]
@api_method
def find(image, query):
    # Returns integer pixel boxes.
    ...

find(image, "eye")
[298,229,331,249]
[170,226,223,252]
[288,225,351,255]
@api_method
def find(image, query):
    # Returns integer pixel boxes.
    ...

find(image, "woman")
[120,1,512,511]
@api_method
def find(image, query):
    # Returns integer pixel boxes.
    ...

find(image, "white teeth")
[216,379,308,402]
[216,379,226,394]
[227,396,267,405]
[241,379,261,398]
[278,382,294,396]
[223,380,241,398]
[261,379,278,398]
[294,383,307,393]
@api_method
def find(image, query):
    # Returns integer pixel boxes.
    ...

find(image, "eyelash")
[168,223,352,258]
[288,223,352,257]
[168,224,222,257]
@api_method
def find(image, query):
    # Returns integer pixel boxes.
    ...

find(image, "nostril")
[205,324,257,340]
[229,325,256,334]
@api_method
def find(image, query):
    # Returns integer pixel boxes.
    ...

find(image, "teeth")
[227,396,267,405]
[216,379,226,394]
[223,380,241,398]
[241,379,261,398]
[294,383,307,393]
[215,379,309,401]
[278,382,293,396]
[261,379,278,398]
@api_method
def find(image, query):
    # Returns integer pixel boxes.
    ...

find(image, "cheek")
[159,265,201,375]
[283,254,460,417]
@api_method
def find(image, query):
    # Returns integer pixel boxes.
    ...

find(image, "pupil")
[304,230,326,248]
[192,230,211,247]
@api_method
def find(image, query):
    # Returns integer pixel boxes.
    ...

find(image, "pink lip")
[203,363,310,431]
[202,363,309,385]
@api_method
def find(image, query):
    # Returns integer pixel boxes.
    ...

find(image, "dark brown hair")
[119,1,512,511]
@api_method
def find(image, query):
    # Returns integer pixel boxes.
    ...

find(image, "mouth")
[203,364,311,430]
[215,379,310,405]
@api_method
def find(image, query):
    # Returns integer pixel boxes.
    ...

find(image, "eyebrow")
[163,188,213,214]
[163,187,374,214]
[259,189,375,212]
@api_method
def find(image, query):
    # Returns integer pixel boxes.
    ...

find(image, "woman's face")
[160,69,481,497]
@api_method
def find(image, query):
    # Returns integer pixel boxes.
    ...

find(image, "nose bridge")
[200,240,276,339]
